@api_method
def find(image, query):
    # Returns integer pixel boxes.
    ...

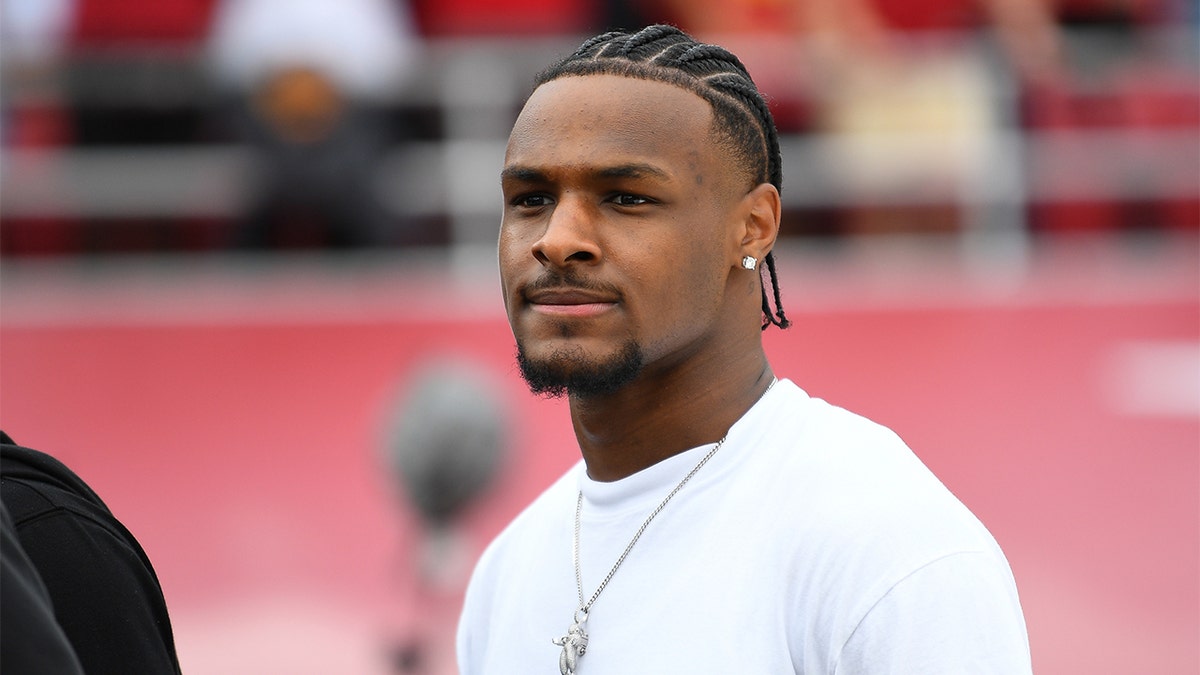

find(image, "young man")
[457,25,1030,674]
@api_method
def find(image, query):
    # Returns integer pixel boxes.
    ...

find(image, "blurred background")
[0,0,1196,673]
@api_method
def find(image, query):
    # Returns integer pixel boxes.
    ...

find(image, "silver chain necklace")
[552,378,777,675]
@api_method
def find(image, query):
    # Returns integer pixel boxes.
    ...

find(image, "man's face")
[499,74,750,397]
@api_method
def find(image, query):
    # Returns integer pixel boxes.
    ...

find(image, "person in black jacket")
[0,431,181,674]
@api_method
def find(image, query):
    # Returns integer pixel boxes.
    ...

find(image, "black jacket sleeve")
[0,432,182,675]
[1,500,86,675]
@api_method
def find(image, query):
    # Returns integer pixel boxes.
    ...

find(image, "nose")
[531,194,601,268]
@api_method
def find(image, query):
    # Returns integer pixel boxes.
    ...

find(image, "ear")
[735,183,781,264]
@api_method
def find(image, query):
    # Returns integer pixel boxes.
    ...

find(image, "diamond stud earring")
[741,256,758,270]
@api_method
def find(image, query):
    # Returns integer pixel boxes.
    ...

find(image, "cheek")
[645,228,727,324]
[681,217,730,293]
[498,217,532,262]
[497,226,525,302]
[498,220,520,256]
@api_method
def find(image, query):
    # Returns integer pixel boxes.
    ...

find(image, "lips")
[523,286,620,317]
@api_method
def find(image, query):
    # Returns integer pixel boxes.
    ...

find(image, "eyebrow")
[500,162,672,183]
[595,163,670,180]
[500,166,547,182]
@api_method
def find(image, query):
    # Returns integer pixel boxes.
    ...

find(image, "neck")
[568,349,775,482]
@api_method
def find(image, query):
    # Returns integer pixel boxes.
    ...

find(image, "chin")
[515,340,644,398]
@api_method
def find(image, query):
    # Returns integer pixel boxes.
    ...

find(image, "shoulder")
[743,381,946,511]
[765,380,907,451]
[759,382,1001,558]
[749,383,1029,667]
[0,436,145,563]
[757,380,968,511]
[0,433,182,674]
[1,436,116,531]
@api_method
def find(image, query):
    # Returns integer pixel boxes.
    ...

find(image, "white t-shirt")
[457,379,1031,674]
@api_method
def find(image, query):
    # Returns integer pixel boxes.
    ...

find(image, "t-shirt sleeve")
[835,550,1032,674]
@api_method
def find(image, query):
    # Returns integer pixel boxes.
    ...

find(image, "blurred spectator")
[1,432,181,674]
[805,0,1062,236]
[0,0,78,252]
[1019,0,1199,232]
[208,0,418,248]
[661,0,1066,237]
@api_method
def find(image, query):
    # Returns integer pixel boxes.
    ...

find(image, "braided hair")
[534,24,791,330]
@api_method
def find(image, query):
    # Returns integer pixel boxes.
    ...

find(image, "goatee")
[515,340,644,398]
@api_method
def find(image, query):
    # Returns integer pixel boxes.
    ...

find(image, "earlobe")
[739,183,781,261]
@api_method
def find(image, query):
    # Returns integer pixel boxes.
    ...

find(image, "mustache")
[522,271,623,299]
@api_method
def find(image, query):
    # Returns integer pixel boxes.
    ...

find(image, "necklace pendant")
[552,608,589,675]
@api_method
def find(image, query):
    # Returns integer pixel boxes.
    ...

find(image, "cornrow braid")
[571,31,627,57]
[534,25,790,330]
[615,23,680,57]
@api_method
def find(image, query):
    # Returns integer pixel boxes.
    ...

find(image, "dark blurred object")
[207,0,419,249]
[382,359,508,673]
[232,65,393,248]
[0,431,182,675]
[384,360,507,529]
[1,500,86,675]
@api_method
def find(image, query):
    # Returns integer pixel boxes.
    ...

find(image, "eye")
[609,193,652,207]
[509,193,553,209]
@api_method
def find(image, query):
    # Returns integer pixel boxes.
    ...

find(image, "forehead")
[505,74,717,176]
